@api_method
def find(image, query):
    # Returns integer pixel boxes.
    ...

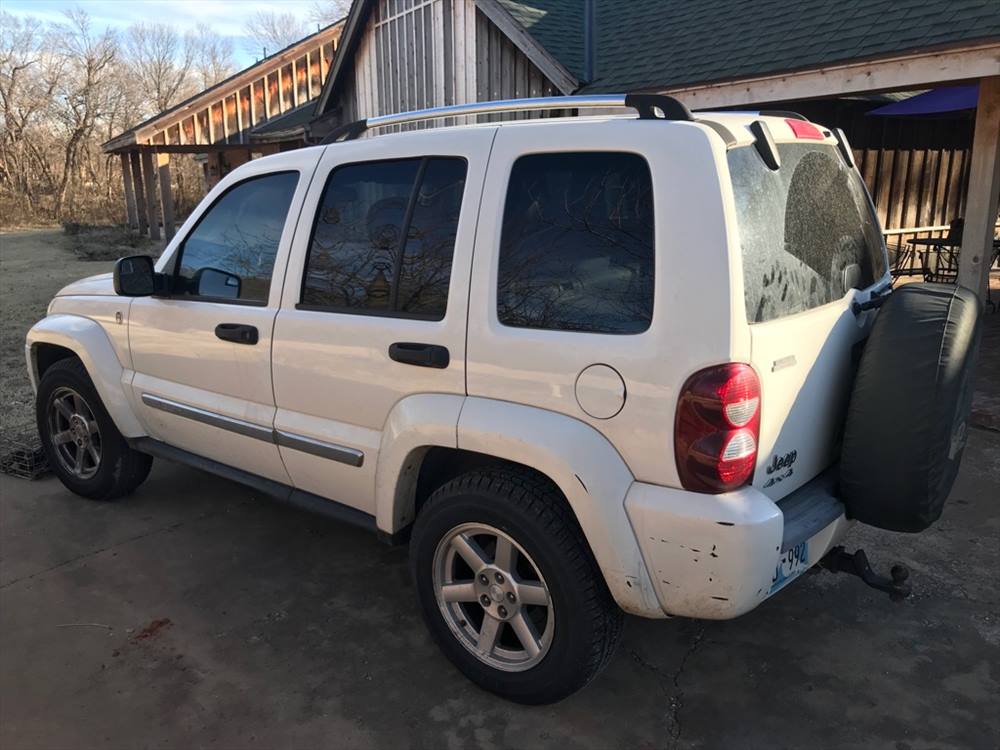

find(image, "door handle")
[388,342,449,369]
[215,323,259,345]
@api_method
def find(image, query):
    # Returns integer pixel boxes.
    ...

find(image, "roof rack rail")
[321,93,693,143]
[758,110,808,121]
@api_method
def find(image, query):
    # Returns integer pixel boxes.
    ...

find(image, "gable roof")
[314,0,577,117]
[501,0,1000,94]
[104,21,343,152]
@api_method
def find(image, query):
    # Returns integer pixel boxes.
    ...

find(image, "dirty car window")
[728,143,886,324]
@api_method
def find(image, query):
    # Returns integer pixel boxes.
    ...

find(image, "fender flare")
[26,314,145,438]
[375,394,662,616]
[375,393,464,533]
[456,397,661,616]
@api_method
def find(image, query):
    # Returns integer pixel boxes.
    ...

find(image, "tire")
[840,283,981,532]
[36,358,152,501]
[409,468,623,704]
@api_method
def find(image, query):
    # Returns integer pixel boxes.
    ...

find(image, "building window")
[497,152,655,334]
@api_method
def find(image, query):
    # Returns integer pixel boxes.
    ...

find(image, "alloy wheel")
[432,522,554,672]
[47,386,102,480]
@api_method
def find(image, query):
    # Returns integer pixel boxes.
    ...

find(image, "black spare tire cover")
[840,283,981,532]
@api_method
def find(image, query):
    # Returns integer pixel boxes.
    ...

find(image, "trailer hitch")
[819,546,911,601]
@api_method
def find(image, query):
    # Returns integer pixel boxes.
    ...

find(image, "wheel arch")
[375,394,664,617]
[26,315,145,437]
[32,342,78,382]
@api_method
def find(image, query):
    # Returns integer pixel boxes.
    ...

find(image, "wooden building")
[307,0,998,298]
[102,22,343,240]
[310,0,573,134]
[105,0,999,298]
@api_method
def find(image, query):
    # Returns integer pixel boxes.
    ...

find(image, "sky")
[2,0,325,68]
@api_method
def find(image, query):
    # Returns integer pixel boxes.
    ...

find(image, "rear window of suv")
[497,152,654,334]
[728,142,887,324]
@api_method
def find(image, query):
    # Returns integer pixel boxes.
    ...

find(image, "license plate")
[770,540,810,594]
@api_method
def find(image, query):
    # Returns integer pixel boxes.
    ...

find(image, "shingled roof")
[498,0,585,82]
[498,0,1000,94]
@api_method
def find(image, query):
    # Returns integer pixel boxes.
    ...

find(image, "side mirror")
[193,267,241,299]
[113,255,156,296]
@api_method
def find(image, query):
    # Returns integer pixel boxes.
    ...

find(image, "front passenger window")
[174,171,299,303]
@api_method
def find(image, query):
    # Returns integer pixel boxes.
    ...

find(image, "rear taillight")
[674,363,761,493]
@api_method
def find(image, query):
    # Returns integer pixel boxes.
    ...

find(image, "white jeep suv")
[26,95,980,704]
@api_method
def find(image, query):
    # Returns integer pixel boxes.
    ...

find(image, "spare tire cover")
[840,283,981,532]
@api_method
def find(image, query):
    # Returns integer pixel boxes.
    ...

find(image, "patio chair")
[908,217,963,284]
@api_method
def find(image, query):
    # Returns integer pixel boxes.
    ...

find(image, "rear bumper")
[624,470,850,619]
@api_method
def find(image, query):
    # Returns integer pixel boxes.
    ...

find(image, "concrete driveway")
[1,430,998,750]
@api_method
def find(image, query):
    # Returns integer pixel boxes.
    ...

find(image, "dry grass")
[0,228,162,440]
[62,223,162,261]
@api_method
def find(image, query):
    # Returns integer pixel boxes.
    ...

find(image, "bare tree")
[49,9,119,217]
[243,11,307,59]
[0,12,62,207]
[125,22,193,114]
[308,0,353,26]
[0,9,246,227]
[188,24,236,90]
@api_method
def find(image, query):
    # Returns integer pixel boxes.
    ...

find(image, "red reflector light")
[674,363,761,494]
[785,118,824,140]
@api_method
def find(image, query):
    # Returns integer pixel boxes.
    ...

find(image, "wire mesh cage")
[0,423,49,480]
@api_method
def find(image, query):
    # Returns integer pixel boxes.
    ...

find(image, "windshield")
[728,142,887,324]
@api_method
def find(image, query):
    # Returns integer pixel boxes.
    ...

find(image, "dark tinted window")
[497,152,654,334]
[175,172,298,303]
[728,143,887,324]
[302,157,466,319]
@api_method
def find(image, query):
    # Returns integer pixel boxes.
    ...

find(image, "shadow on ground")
[1,430,998,750]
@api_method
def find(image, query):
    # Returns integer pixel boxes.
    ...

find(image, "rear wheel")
[410,467,623,704]
[36,358,152,500]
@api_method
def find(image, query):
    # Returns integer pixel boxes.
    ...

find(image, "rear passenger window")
[301,157,467,319]
[497,152,654,334]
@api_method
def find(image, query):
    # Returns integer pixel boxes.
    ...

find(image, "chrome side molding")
[141,394,274,442]
[274,430,364,467]
[140,394,364,468]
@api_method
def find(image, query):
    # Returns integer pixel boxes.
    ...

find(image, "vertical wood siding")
[337,0,558,132]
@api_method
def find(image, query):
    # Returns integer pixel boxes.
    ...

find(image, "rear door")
[727,132,889,499]
[270,127,495,514]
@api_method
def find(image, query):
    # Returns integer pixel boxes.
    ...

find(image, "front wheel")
[409,468,623,704]
[36,358,152,500]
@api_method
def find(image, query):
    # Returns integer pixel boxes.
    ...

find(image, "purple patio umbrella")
[867,85,979,116]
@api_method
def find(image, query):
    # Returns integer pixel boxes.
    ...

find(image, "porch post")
[120,153,138,230]
[140,149,162,241]
[157,152,176,240]
[129,150,149,236]
[958,76,1000,300]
